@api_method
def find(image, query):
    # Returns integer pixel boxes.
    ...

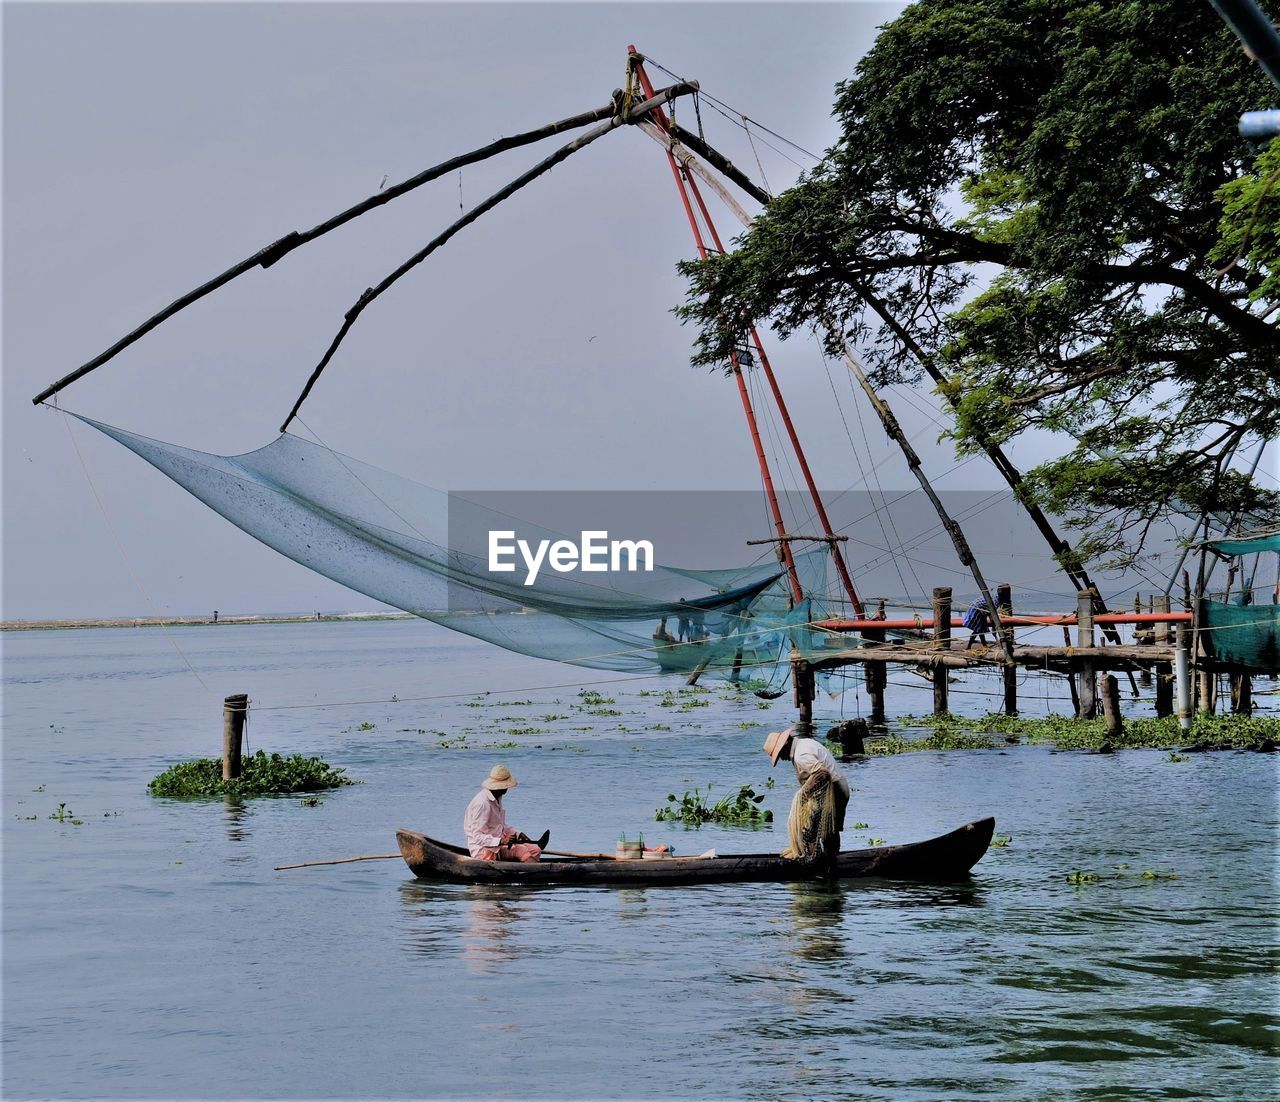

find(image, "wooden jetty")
[781,585,1260,731]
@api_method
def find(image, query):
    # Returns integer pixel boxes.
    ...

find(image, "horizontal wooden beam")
[746,534,849,544]
[819,612,1194,632]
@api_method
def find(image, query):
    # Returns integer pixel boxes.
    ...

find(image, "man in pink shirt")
[463,764,546,862]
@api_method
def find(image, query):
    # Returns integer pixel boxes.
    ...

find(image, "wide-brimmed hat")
[762,728,794,766]
[482,764,519,791]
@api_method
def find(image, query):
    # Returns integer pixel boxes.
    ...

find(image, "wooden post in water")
[222,693,248,780]
[997,582,1017,716]
[932,587,951,716]
[864,625,887,725]
[1232,672,1253,715]
[1100,674,1123,742]
[792,649,815,734]
[1198,669,1217,715]
[1062,625,1081,715]
[1134,594,1152,688]
[1194,598,1215,715]
[1076,591,1096,719]
[1174,626,1193,734]
[1153,594,1174,717]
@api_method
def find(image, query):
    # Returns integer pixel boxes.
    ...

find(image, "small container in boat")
[615,839,643,860]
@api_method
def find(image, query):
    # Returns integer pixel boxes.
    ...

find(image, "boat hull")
[396,817,994,886]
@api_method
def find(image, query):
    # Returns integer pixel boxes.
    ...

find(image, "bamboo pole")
[667,121,772,205]
[274,848,616,870]
[279,79,698,433]
[634,120,754,225]
[32,100,636,407]
[275,853,400,871]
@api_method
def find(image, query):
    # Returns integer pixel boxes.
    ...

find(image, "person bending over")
[763,728,850,867]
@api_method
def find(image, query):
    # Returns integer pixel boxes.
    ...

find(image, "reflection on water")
[614,887,656,923]
[222,796,250,843]
[397,881,536,972]
[788,881,848,963]
[461,889,529,974]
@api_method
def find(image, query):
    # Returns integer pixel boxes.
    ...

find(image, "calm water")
[2,619,1277,1100]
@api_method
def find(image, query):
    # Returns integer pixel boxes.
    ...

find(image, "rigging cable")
[57,408,218,703]
[641,55,822,162]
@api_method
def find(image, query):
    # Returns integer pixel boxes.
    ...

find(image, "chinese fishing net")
[76,415,841,680]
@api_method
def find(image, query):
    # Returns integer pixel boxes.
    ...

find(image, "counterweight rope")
[58,408,218,703]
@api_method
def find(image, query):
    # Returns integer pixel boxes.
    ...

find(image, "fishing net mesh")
[79,416,846,682]
[782,769,846,859]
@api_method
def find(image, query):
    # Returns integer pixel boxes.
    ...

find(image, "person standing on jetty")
[963,595,992,649]
[763,728,850,867]
[463,765,547,862]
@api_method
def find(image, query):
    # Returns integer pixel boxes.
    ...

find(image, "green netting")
[1206,533,1280,555]
[1202,600,1280,672]
[78,416,840,680]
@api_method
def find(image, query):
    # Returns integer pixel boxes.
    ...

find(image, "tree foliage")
[679,0,1279,566]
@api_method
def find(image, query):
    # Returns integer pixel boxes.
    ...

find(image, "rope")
[57,408,217,703]
[641,55,821,163]
[254,670,691,712]
[744,118,771,196]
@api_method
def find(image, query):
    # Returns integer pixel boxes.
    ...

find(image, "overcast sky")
[7,2,1265,622]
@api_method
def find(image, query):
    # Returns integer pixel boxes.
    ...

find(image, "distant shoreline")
[1,611,415,632]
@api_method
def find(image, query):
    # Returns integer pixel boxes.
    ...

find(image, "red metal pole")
[679,162,865,617]
[628,48,803,605]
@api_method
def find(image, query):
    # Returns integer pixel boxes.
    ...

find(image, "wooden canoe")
[395,816,994,886]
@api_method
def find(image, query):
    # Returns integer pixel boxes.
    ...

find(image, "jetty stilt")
[1154,595,1174,717]
[1076,591,1097,719]
[932,587,951,716]
[998,582,1017,716]
[1175,627,1193,733]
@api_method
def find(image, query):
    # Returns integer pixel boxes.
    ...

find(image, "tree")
[679,0,1280,568]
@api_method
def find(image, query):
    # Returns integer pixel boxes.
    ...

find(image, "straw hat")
[762,728,794,766]
[482,764,519,791]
